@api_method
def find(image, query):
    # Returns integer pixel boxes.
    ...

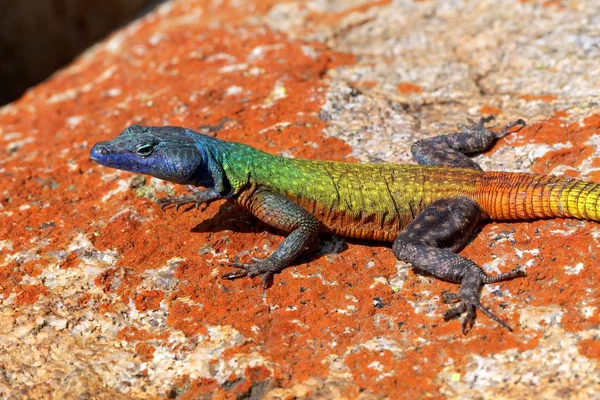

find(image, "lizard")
[90,116,600,333]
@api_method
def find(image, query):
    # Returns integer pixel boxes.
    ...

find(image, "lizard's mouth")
[90,142,154,175]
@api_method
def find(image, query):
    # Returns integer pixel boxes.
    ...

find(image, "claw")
[444,294,514,333]
[462,307,476,334]
[444,302,466,321]
[443,266,524,333]
[473,301,513,332]
[157,197,178,210]
[222,269,249,280]
[442,291,460,304]
[156,187,220,211]
[496,118,526,138]
[459,116,495,133]
[157,195,200,211]
[480,115,495,124]
[260,274,274,289]
[222,257,280,289]
[460,114,524,141]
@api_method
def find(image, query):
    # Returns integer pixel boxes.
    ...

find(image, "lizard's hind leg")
[411,116,525,170]
[392,196,525,334]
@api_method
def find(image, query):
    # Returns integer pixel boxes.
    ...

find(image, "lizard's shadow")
[189,203,484,271]
[189,202,348,264]
[189,202,264,234]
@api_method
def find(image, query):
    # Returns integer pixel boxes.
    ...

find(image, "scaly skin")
[233,158,485,241]
[90,117,600,334]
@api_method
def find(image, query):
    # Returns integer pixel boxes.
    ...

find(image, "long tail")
[474,171,600,221]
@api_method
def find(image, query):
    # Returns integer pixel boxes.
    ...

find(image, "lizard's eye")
[135,144,154,157]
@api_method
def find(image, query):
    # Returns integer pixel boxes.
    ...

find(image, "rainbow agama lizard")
[90,117,599,333]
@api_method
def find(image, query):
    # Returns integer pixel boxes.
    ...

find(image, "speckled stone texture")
[2,0,600,398]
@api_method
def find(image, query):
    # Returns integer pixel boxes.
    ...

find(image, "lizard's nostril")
[90,143,110,162]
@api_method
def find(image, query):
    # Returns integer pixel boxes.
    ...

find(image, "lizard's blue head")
[90,125,218,187]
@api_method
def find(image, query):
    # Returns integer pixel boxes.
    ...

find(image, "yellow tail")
[474,171,600,221]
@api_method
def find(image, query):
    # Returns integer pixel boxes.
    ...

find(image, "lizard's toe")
[157,195,200,211]
[496,119,526,138]
[443,273,515,333]
[444,291,514,333]
[442,291,461,304]
[221,269,249,280]
[157,196,183,210]
[157,197,173,210]
[479,115,495,124]
[458,116,494,135]
[462,306,477,335]
[222,258,279,289]
[443,301,465,321]
[229,261,265,277]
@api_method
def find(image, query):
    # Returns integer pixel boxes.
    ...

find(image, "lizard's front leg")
[222,189,321,288]
[392,196,525,333]
[157,186,221,210]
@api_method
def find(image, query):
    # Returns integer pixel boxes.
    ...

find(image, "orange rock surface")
[2,0,600,398]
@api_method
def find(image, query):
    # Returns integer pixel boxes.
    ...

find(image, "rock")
[1,0,600,398]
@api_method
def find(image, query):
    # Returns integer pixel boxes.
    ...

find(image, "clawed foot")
[458,116,526,141]
[222,257,283,289]
[157,186,219,211]
[157,195,207,211]
[442,266,526,334]
[443,291,512,334]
